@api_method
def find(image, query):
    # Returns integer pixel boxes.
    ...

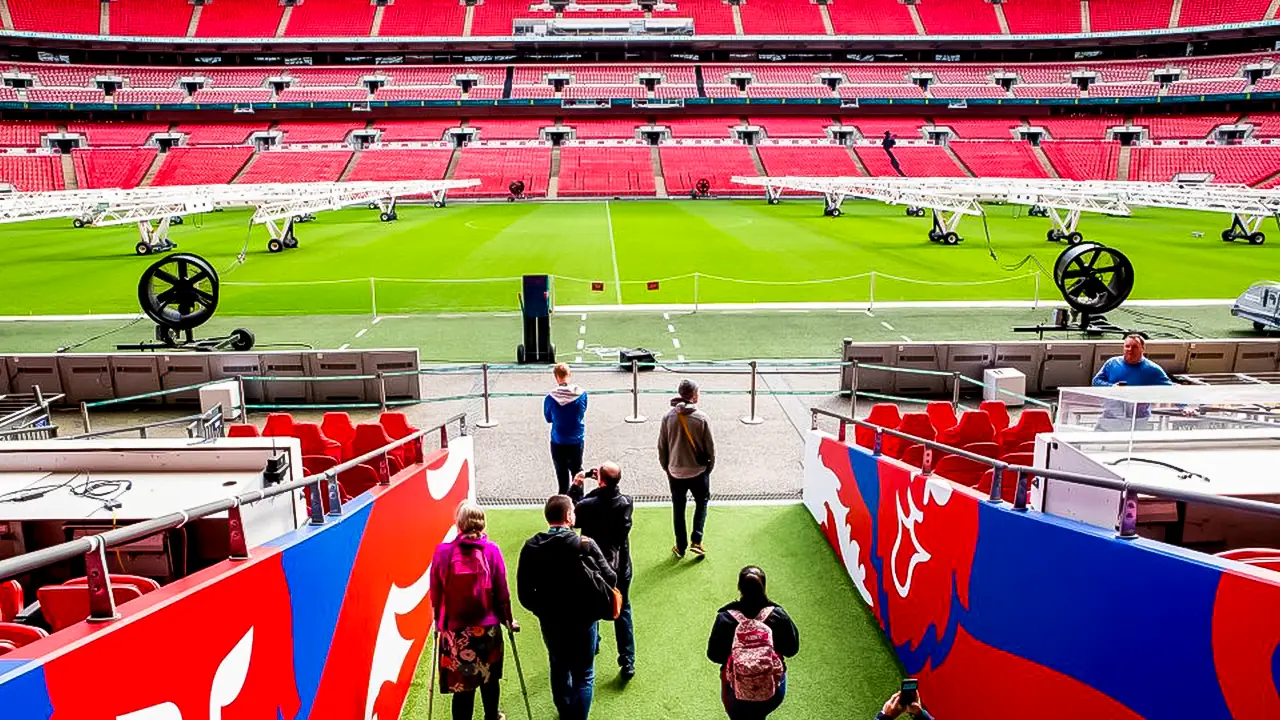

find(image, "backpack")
[444,542,492,627]
[577,536,623,623]
[725,607,784,702]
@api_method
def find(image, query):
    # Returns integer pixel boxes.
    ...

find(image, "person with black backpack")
[569,461,637,680]
[707,566,800,720]
[429,502,517,720]
[517,495,618,720]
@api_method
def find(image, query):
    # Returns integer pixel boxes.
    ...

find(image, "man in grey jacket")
[658,379,715,558]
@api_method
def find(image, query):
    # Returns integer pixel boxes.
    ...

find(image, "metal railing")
[809,407,1280,538]
[0,387,62,431]
[66,405,225,441]
[0,413,467,623]
[0,424,58,441]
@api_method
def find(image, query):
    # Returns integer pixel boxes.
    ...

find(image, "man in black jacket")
[518,495,616,720]
[569,462,636,679]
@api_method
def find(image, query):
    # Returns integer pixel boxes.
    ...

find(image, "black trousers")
[451,680,501,720]
[670,472,710,551]
[551,441,584,496]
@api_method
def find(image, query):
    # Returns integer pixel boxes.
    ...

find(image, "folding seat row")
[36,574,160,631]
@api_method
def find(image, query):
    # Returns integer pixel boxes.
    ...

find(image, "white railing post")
[740,360,764,425]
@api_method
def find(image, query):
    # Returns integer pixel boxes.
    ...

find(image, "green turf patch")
[398,504,901,720]
[0,200,1269,317]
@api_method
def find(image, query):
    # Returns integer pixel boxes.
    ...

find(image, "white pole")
[370,277,378,319]
[1033,273,1040,309]
[694,272,700,314]
[869,271,876,313]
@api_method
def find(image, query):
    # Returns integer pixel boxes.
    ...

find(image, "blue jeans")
[542,622,598,720]
[595,567,636,667]
[723,674,787,719]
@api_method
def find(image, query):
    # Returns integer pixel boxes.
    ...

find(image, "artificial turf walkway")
[0,199,1271,317]
[399,504,901,720]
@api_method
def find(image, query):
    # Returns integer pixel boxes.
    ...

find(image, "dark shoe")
[672,545,686,558]
[690,543,706,557]
[620,662,636,680]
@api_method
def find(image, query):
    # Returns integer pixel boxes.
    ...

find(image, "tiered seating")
[345,149,452,181]
[1037,115,1124,139]
[745,85,831,99]
[915,0,1001,35]
[557,145,655,197]
[0,88,17,101]
[827,0,918,34]
[0,121,58,147]
[277,88,371,102]
[470,118,555,139]
[658,145,758,194]
[27,89,107,103]
[1253,76,1280,94]
[1090,0,1175,32]
[373,87,463,101]
[930,84,1007,98]
[67,122,167,146]
[1041,142,1121,181]
[1142,113,1236,139]
[8,0,100,34]
[1002,0,1083,33]
[373,118,459,141]
[151,147,255,185]
[285,0,376,35]
[737,0,826,35]
[853,145,965,176]
[1089,82,1161,98]
[114,89,187,103]
[676,0,738,34]
[934,117,1021,139]
[176,122,264,145]
[564,85,648,99]
[838,85,927,99]
[753,116,833,138]
[195,0,284,36]
[379,0,468,36]
[1166,78,1250,96]
[1130,146,1280,185]
[1177,0,1269,26]
[191,88,273,104]
[450,146,551,197]
[950,141,1048,178]
[0,156,64,191]
[469,0,555,35]
[1011,85,1080,98]
[505,86,558,99]
[843,117,927,139]
[72,148,158,188]
[235,151,353,183]
[664,117,742,138]
[757,145,863,177]
[111,0,194,36]
[287,68,368,85]
[566,118,644,139]
[702,85,743,99]
[277,121,364,144]
[1246,113,1280,138]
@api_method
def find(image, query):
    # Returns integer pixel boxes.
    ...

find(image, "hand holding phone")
[899,678,919,707]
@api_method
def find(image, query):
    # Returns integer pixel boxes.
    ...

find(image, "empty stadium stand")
[756,145,863,177]
[854,144,966,177]
[1041,141,1120,181]
[1002,0,1083,33]
[949,141,1049,178]
[1130,146,1280,185]
[151,147,255,186]
[379,0,468,36]
[235,151,353,183]
[0,155,63,191]
[916,0,1001,35]
[557,145,656,197]
[344,149,452,182]
[827,0,918,35]
[175,123,265,145]
[0,122,58,148]
[195,0,284,36]
[110,0,193,37]
[72,148,157,189]
[450,146,552,197]
[737,0,826,35]
[1089,0,1175,33]
[659,145,758,194]
[284,0,376,36]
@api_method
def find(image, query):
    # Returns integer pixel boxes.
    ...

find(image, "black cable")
[56,316,146,353]
[1104,457,1210,483]
[0,472,134,511]
[0,472,72,503]
[980,210,1053,278]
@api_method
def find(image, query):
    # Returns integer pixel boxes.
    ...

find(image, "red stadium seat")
[1217,548,1280,562]
[352,423,401,482]
[0,639,15,655]
[37,585,145,631]
[339,463,382,497]
[291,422,343,463]
[978,468,1038,503]
[1243,558,1280,572]
[0,621,46,649]
[979,400,1011,432]
[927,402,958,433]
[1001,452,1035,466]
[939,410,996,448]
[935,455,989,488]
[856,403,902,450]
[888,412,935,458]
[961,442,1001,459]
[226,424,260,438]
[900,444,925,468]
[62,574,160,595]
[301,455,349,514]
[262,412,296,438]
[999,409,1055,452]
[322,412,357,460]
[379,412,421,465]
[0,580,22,622]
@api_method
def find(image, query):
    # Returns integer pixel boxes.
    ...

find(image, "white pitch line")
[579,325,586,334]
[663,312,670,320]
[339,343,350,351]
[901,335,913,342]
[580,313,587,321]
[372,317,383,325]
[881,321,895,331]
[672,338,681,349]
[575,355,583,363]
[605,201,622,304]
[864,309,875,317]
[577,339,585,350]
[355,328,368,338]
[667,324,676,333]
[678,354,685,361]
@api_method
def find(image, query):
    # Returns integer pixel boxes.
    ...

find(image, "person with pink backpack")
[430,502,517,720]
[707,566,800,719]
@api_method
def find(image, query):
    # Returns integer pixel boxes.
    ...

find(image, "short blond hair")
[553,363,571,382]
[455,501,486,536]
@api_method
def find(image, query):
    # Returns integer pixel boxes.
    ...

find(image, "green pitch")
[398,504,902,720]
[0,199,1271,317]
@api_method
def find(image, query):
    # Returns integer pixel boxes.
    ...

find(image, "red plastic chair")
[1217,548,1280,562]
[63,574,160,595]
[0,639,14,656]
[1001,452,1035,466]
[262,412,296,438]
[926,401,958,433]
[292,423,342,463]
[339,464,382,497]
[856,403,902,450]
[999,409,1054,452]
[379,412,421,466]
[300,455,349,514]
[978,468,1038,503]
[0,580,22,623]
[979,400,1011,432]
[1244,558,1280,572]
[226,424,260,438]
[935,455,989,488]
[352,423,401,482]
[887,412,935,458]
[1015,440,1037,454]
[321,412,357,460]
[0,622,45,649]
[961,442,1001,459]
[900,444,924,468]
[37,585,144,631]
[939,410,995,448]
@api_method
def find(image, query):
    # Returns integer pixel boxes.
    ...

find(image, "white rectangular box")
[200,380,242,421]
[984,367,1027,407]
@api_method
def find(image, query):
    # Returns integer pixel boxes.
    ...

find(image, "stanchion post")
[370,276,378,319]
[1033,273,1041,310]
[476,363,498,429]
[237,375,249,422]
[951,371,962,410]
[80,401,92,433]
[624,359,646,424]
[693,272,700,314]
[868,271,876,312]
[376,372,388,414]
[850,360,859,419]
[740,360,764,425]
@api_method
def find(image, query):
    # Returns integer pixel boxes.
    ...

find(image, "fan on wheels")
[1052,242,1134,315]
[118,253,255,352]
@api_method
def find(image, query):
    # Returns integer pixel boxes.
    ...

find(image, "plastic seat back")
[292,422,342,462]
[339,463,381,497]
[352,423,396,482]
[1218,547,1280,562]
[262,412,296,438]
[888,412,935,459]
[979,400,1011,432]
[961,442,1001,459]
[1001,452,1035,466]
[979,468,1035,503]
[300,456,348,515]
[0,621,46,649]
[940,410,995,447]
[1001,408,1054,449]
[926,401,958,433]
[226,424,260,438]
[0,580,22,623]
[378,412,421,465]
[321,412,357,459]
[856,403,902,449]
[37,585,144,631]
[0,639,14,656]
[900,444,925,468]
[935,455,989,488]
[63,574,160,595]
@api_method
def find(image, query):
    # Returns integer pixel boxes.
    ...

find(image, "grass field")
[398,505,902,720]
[0,199,1271,317]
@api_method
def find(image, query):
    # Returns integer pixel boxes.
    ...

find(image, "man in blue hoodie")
[545,363,588,495]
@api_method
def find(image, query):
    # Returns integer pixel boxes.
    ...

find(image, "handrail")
[64,407,220,440]
[808,407,1280,531]
[0,413,467,585]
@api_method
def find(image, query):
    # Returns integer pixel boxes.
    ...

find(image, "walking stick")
[427,628,439,719]
[507,624,534,720]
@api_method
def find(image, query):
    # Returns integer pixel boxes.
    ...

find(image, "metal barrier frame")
[809,407,1280,540]
[0,413,467,623]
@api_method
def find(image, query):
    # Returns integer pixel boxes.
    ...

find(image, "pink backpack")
[726,607,785,702]
[444,542,492,627]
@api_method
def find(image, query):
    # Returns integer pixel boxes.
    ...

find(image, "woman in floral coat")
[430,502,517,720]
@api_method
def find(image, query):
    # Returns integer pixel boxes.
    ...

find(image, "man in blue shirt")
[1092,334,1173,430]
[545,363,588,495]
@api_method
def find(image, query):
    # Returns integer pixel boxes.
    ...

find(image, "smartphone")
[900,678,919,706]
[585,468,599,480]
